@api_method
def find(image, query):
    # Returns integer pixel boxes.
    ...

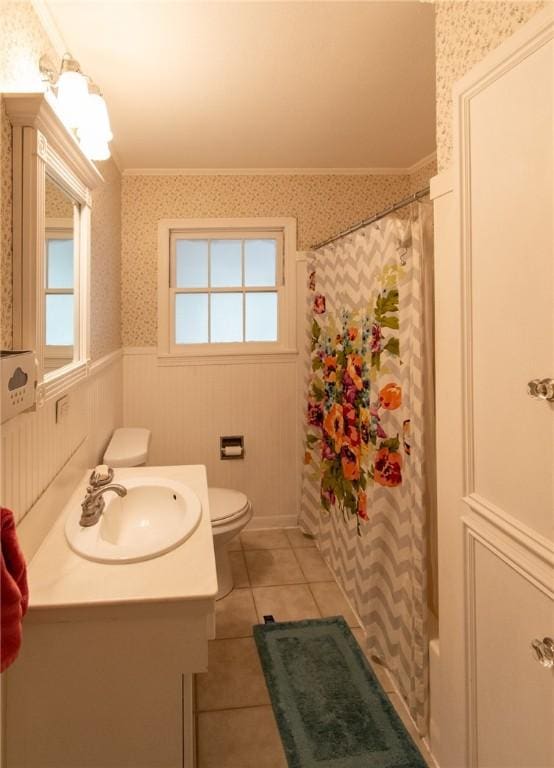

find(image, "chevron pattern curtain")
[300,201,432,733]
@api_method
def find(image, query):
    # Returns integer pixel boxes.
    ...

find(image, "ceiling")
[44,1,436,171]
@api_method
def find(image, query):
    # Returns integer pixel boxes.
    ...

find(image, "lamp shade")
[78,133,111,161]
[56,70,89,130]
[81,92,113,142]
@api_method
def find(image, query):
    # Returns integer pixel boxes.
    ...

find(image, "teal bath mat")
[254,616,427,768]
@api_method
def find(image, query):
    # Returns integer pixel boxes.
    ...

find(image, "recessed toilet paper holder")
[220,435,244,460]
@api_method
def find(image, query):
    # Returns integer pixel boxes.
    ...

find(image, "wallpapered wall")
[90,158,122,358]
[121,173,416,346]
[45,177,74,217]
[1,101,12,349]
[435,0,546,171]
[0,0,121,359]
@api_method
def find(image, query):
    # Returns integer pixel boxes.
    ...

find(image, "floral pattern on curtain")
[300,202,433,733]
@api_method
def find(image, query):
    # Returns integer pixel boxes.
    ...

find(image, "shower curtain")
[300,201,433,733]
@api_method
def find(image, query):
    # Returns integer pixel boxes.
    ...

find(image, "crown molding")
[405,151,437,174]
[31,0,67,57]
[122,166,411,177]
[122,153,437,177]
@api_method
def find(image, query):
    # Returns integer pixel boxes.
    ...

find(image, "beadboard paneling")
[1,354,123,526]
[123,351,298,527]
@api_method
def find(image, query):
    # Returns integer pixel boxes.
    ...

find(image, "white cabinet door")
[435,7,554,768]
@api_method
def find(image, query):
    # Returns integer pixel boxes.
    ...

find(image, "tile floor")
[195,527,434,768]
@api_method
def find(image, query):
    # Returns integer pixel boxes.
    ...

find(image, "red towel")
[1,508,29,672]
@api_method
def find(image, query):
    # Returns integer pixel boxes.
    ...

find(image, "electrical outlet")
[55,395,69,423]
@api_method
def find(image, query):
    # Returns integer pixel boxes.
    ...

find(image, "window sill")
[39,359,90,405]
[156,348,298,366]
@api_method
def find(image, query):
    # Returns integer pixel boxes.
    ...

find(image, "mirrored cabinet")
[3,93,103,404]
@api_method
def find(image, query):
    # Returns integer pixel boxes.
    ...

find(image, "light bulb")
[56,69,89,130]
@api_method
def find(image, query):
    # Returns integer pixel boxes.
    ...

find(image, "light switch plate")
[55,395,69,423]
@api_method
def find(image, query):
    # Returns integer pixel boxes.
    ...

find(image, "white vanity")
[5,465,217,768]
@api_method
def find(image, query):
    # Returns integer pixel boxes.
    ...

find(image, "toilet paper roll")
[222,445,243,457]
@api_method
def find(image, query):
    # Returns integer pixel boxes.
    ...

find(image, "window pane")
[244,240,276,287]
[175,293,208,344]
[47,239,73,288]
[245,292,278,342]
[211,293,242,343]
[46,294,74,345]
[210,240,242,287]
[175,240,208,288]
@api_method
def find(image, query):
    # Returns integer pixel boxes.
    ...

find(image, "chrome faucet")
[80,483,127,527]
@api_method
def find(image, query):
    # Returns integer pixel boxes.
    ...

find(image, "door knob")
[531,637,554,668]
[527,378,554,401]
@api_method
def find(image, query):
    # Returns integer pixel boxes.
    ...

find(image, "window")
[45,228,74,347]
[44,222,75,373]
[158,218,297,360]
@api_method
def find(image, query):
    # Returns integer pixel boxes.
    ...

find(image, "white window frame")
[158,218,297,363]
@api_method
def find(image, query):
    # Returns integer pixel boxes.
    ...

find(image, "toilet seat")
[209,488,250,527]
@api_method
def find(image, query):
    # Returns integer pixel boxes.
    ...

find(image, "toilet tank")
[103,428,151,468]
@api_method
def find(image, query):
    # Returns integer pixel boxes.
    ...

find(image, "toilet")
[103,428,252,600]
[208,487,252,600]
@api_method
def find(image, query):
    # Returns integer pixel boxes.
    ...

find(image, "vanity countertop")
[26,464,217,616]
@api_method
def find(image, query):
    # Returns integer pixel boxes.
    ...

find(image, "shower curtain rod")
[311,185,431,250]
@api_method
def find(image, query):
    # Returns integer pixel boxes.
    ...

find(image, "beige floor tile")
[215,588,258,639]
[294,547,332,581]
[245,548,305,587]
[284,527,316,548]
[241,528,290,550]
[227,537,242,552]
[197,706,287,768]
[196,638,270,711]
[252,584,321,623]
[351,629,396,693]
[387,693,434,767]
[309,581,360,627]
[229,550,249,588]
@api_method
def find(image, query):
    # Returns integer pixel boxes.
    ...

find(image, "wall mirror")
[3,93,102,403]
[44,175,79,375]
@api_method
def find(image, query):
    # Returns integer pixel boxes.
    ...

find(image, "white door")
[434,7,554,768]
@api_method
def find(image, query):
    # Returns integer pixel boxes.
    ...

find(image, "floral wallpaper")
[0,1,59,94]
[435,0,546,171]
[90,157,122,359]
[0,0,121,361]
[1,101,13,349]
[121,173,413,346]
[409,156,437,194]
[45,177,74,218]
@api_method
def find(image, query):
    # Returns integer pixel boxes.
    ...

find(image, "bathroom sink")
[65,476,202,563]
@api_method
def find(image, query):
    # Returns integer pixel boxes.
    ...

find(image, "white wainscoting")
[123,349,299,528]
[1,350,123,535]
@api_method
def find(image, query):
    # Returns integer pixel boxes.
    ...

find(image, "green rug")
[254,616,427,768]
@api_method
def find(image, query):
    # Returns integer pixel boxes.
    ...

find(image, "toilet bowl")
[102,429,252,600]
[208,488,252,600]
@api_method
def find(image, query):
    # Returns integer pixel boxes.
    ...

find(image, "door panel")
[435,8,554,768]
[473,539,553,768]
[469,38,553,540]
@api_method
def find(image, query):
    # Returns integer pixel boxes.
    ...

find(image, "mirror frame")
[4,93,103,405]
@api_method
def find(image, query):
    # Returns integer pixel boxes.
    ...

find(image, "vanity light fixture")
[39,52,113,161]
[77,83,113,161]
[56,54,89,130]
